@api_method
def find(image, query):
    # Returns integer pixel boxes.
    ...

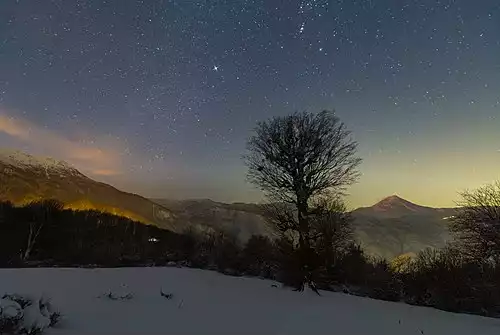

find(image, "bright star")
[299,23,305,34]
[213,65,219,71]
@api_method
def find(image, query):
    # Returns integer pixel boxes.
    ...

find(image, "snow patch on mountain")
[0,149,75,173]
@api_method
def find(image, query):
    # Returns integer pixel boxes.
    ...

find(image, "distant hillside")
[351,196,456,259]
[353,195,455,219]
[155,196,456,259]
[0,149,456,259]
[0,149,177,231]
[153,198,276,241]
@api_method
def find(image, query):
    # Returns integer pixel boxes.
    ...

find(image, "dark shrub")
[242,235,277,278]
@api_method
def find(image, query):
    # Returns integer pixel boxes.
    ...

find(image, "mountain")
[155,196,456,260]
[0,149,454,259]
[351,196,456,259]
[153,198,277,241]
[0,149,177,231]
[353,195,455,219]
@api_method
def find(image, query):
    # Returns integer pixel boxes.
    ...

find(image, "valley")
[1,149,454,260]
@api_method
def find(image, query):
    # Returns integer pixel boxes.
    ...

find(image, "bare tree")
[245,110,361,290]
[22,200,63,261]
[450,181,500,263]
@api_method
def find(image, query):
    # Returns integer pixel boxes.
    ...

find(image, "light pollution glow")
[1,109,499,209]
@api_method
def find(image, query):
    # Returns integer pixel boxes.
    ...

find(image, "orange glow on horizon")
[6,196,150,224]
[64,199,150,224]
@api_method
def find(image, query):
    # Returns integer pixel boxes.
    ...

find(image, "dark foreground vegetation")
[0,199,499,318]
[0,292,60,335]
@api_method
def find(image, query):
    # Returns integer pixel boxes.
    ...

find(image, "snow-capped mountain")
[0,149,79,176]
[0,149,176,231]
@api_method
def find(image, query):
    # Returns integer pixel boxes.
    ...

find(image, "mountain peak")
[379,194,407,203]
[0,149,74,172]
[372,195,422,213]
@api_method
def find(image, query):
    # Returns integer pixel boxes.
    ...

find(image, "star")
[0,0,497,209]
[299,23,305,34]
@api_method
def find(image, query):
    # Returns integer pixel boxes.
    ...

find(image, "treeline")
[0,200,182,267]
[1,199,499,318]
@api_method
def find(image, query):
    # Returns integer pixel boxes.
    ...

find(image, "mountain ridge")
[0,149,177,232]
[352,195,455,219]
[1,149,454,259]
[0,149,80,176]
[153,195,455,259]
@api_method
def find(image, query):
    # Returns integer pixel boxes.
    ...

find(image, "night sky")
[0,0,499,208]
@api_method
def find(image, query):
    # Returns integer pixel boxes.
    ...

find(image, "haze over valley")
[1,149,454,260]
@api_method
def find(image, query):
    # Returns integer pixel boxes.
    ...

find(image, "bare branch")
[245,110,360,249]
[450,181,500,262]
[244,110,361,208]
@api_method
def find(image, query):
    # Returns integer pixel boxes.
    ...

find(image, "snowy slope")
[0,149,76,174]
[0,149,176,230]
[1,267,499,335]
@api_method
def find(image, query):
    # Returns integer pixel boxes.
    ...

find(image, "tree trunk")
[23,222,43,261]
[23,224,34,261]
[297,198,309,248]
[296,196,320,293]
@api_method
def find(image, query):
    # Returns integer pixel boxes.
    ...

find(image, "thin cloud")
[0,111,122,177]
[0,114,31,139]
[91,169,122,176]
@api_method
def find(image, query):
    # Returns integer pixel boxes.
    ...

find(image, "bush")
[273,236,304,288]
[0,294,60,335]
[400,248,500,316]
[211,231,243,274]
[242,235,276,278]
[363,259,401,302]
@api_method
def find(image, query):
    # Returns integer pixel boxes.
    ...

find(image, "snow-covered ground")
[1,267,500,335]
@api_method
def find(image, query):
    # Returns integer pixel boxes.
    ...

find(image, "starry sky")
[0,0,499,208]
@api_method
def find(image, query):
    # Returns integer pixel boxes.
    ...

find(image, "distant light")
[148,237,159,243]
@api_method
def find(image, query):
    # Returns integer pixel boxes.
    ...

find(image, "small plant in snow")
[99,290,133,301]
[0,294,60,335]
[121,293,133,300]
[3,294,33,309]
[101,291,118,301]
[38,297,61,328]
[160,289,174,300]
[0,296,23,334]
